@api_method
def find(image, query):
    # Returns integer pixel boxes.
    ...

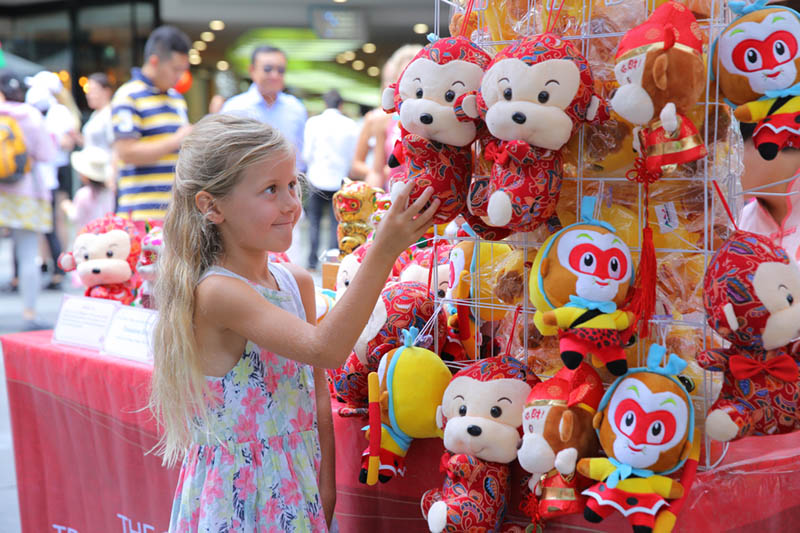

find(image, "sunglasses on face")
[262,65,286,74]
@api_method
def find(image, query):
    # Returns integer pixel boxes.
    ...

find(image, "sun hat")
[70,145,112,183]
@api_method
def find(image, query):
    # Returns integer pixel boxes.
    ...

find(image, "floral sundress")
[169,263,327,533]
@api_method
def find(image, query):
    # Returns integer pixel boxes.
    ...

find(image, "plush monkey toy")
[577,344,695,533]
[699,229,800,441]
[712,1,800,160]
[382,36,491,224]
[530,196,636,376]
[58,213,142,305]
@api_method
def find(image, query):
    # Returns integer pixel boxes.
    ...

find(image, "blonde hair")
[150,113,291,466]
[381,44,424,89]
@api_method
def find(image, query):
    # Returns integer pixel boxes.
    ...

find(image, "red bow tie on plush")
[729,354,799,382]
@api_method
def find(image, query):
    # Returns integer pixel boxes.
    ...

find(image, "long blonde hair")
[150,113,291,466]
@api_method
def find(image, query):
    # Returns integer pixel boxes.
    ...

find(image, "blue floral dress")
[169,264,327,533]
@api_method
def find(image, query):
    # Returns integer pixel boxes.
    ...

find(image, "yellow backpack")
[0,113,30,183]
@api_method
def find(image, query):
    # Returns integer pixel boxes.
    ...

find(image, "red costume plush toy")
[699,229,800,441]
[421,356,540,533]
[330,281,447,416]
[578,344,696,533]
[517,363,604,528]
[382,35,491,224]
[58,214,142,305]
[458,32,606,233]
[611,1,707,179]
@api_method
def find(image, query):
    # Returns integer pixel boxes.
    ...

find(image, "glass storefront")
[1,1,158,115]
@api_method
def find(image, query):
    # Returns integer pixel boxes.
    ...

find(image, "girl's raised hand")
[372,183,440,260]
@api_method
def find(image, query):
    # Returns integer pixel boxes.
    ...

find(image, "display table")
[4,331,800,533]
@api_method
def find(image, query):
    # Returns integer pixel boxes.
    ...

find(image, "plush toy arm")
[533,310,558,336]
[576,457,610,481]
[388,139,405,168]
[450,453,484,481]
[733,99,774,124]
[650,475,684,499]
[632,126,642,154]
[587,94,609,124]
[660,103,679,134]
[554,448,578,476]
[58,252,76,272]
[381,84,398,113]
[615,310,635,330]
[696,347,736,371]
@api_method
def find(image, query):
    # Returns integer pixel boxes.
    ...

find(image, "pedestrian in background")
[302,89,358,270]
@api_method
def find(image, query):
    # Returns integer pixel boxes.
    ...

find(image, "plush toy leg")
[558,335,587,369]
[705,400,757,442]
[592,344,628,376]
[420,488,443,519]
[584,498,614,523]
[427,500,449,533]
[487,190,513,227]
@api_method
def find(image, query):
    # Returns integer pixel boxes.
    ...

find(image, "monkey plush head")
[611,1,706,126]
[594,344,694,474]
[712,2,800,106]
[530,196,634,313]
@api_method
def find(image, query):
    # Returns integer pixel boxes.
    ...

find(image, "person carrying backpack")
[0,69,58,330]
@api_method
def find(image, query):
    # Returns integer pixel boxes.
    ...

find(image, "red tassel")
[630,226,656,338]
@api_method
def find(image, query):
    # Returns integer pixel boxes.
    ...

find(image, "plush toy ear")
[722,303,739,332]
[592,411,603,430]
[454,92,479,121]
[559,409,574,442]
[435,405,444,431]
[58,252,76,272]
[653,53,669,92]
[540,257,550,279]
[381,85,397,113]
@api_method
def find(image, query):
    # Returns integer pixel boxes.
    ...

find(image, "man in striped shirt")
[112,25,192,222]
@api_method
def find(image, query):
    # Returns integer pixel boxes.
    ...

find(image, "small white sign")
[654,202,679,234]
[102,306,158,364]
[53,295,119,350]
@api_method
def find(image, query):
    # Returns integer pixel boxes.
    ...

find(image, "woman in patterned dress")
[150,114,439,532]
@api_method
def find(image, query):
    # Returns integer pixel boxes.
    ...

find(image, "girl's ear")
[195,191,224,223]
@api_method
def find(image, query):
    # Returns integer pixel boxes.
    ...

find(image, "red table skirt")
[3,331,800,533]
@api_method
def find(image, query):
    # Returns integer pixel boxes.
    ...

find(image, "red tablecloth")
[3,331,800,533]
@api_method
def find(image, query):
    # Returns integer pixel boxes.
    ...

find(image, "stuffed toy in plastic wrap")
[359,327,452,485]
[457,31,607,233]
[330,281,447,416]
[58,213,142,305]
[333,178,382,258]
[577,344,697,533]
[699,229,800,442]
[712,0,800,160]
[134,224,162,309]
[517,362,604,527]
[382,33,491,224]
[421,356,540,533]
[447,230,514,359]
[531,196,636,376]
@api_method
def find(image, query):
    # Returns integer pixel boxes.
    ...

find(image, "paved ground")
[0,213,330,533]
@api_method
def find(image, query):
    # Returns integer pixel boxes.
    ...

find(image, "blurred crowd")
[0,23,422,330]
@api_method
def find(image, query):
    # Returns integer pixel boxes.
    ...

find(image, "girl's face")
[85,80,112,110]
[217,153,301,254]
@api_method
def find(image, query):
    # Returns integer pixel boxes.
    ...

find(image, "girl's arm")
[196,184,440,369]
[289,263,336,528]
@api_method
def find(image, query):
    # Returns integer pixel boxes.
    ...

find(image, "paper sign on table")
[53,294,119,350]
[102,305,158,363]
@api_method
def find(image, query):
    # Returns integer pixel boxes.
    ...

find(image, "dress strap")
[269,262,307,322]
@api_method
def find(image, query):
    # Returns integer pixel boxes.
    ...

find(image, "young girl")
[61,145,115,228]
[150,113,439,532]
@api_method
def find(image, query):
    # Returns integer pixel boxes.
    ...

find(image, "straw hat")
[70,146,112,183]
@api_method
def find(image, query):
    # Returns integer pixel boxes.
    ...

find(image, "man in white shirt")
[302,89,358,270]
